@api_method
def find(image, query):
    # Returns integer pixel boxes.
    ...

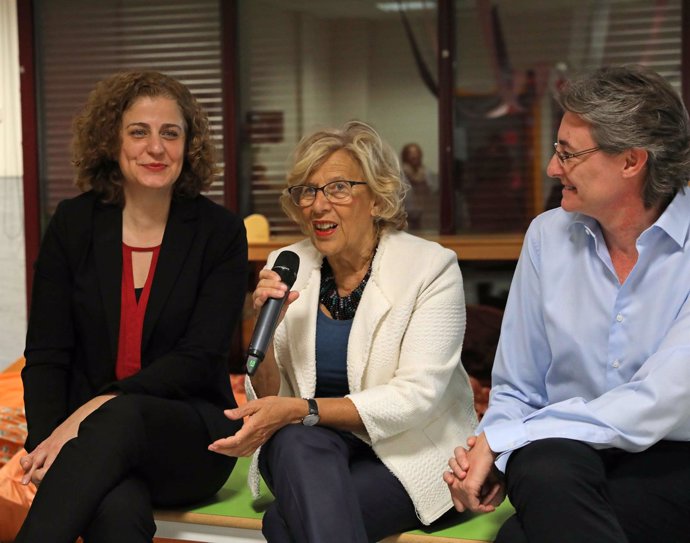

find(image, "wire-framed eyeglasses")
[553,142,601,165]
[287,180,368,207]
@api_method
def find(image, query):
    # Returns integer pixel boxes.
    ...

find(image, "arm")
[20,394,116,486]
[210,265,364,457]
[208,395,363,457]
[22,201,77,451]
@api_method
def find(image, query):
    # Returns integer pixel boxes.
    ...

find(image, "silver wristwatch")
[301,398,320,426]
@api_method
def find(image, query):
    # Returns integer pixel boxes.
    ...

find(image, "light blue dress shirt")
[479,189,690,472]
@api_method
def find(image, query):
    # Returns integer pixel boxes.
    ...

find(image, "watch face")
[302,413,320,426]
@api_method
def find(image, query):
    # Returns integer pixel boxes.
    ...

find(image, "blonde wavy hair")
[280,121,408,233]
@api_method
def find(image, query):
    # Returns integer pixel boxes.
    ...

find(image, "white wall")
[0,0,27,368]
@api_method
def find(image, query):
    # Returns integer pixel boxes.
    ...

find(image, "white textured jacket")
[248,229,477,524]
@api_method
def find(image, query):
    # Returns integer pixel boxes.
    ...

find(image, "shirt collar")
[568,213,600,239]
[566,189,690,249]
[652,188,690,248]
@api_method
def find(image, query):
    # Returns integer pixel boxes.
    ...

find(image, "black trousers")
[15,394,239,543]
[258,424,426,543]
[496,438,690,543]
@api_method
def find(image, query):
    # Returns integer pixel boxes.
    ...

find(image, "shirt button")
[616,313,623,322]
[612,360,620,368]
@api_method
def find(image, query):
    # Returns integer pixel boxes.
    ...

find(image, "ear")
[621,147,648,178]
[370,198,380,217]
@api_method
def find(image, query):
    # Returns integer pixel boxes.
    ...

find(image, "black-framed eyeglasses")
[287,180,368,207]
[553,142,601,165]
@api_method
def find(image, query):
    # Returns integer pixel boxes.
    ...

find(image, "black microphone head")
[272,250,300,289]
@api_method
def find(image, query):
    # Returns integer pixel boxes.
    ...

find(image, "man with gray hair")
[445,64,690,542]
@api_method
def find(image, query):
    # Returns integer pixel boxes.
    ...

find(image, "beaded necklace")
[319,249,377,320]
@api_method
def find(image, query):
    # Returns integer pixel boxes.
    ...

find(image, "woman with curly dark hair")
[16,71,247,542]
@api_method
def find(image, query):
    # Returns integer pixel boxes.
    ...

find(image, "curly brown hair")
[71,71,216,205]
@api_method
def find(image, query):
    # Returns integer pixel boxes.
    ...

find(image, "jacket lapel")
[142,197,197,351]
[347,278,390,392]
[93,202,123,359]
[285,264,321,397]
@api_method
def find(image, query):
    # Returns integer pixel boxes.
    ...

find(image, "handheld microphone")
[245,250,300,376]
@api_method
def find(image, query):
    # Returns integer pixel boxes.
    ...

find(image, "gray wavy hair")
[558,64,690,208]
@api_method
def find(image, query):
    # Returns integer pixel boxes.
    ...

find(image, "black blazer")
[22,191,248,452]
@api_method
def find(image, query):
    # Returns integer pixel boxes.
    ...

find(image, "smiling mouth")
[313,222,337,235]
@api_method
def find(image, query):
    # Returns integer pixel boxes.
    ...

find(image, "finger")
[208,434,239,450]
[452,446,470,471]
[442,470,457,486]
[31,468,46,487]
[478,502,498,513]
[208,435,255,458]
[21,451,46,485]
[19,454,33,474]
[480,482,499,504]
[450,495,467,512]
[253,287,288,310]
[466,435,477,448]
[258,269,282,282]
[224,405,254,420]
[22,462,38,485]
[481,482,505,507]
[448,457,468,480]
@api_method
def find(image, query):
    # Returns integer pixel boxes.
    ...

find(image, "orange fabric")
[0,408,26,467]
[0,450,35,541]
[0,372,27,470]
[4,358,25,374]
[0,365,33,541]
[0,371,24,410]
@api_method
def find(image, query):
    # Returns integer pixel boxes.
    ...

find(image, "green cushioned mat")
[405,500,513,540]
[181,456,513,540]
[185,456,273,518]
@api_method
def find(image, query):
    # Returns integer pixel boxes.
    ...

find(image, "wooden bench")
[154,456,514,543]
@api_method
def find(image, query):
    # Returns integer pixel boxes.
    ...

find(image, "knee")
[260,426,347,481]
[264,425,342,459]
[506,439,605,494]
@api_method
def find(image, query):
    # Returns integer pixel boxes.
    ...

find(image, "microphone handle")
[246,296,287,375]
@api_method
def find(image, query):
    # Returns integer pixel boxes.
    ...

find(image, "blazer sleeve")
[22,201,79,451]
[109,211,248,399]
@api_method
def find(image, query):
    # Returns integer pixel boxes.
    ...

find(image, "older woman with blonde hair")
[210,120,476,542]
